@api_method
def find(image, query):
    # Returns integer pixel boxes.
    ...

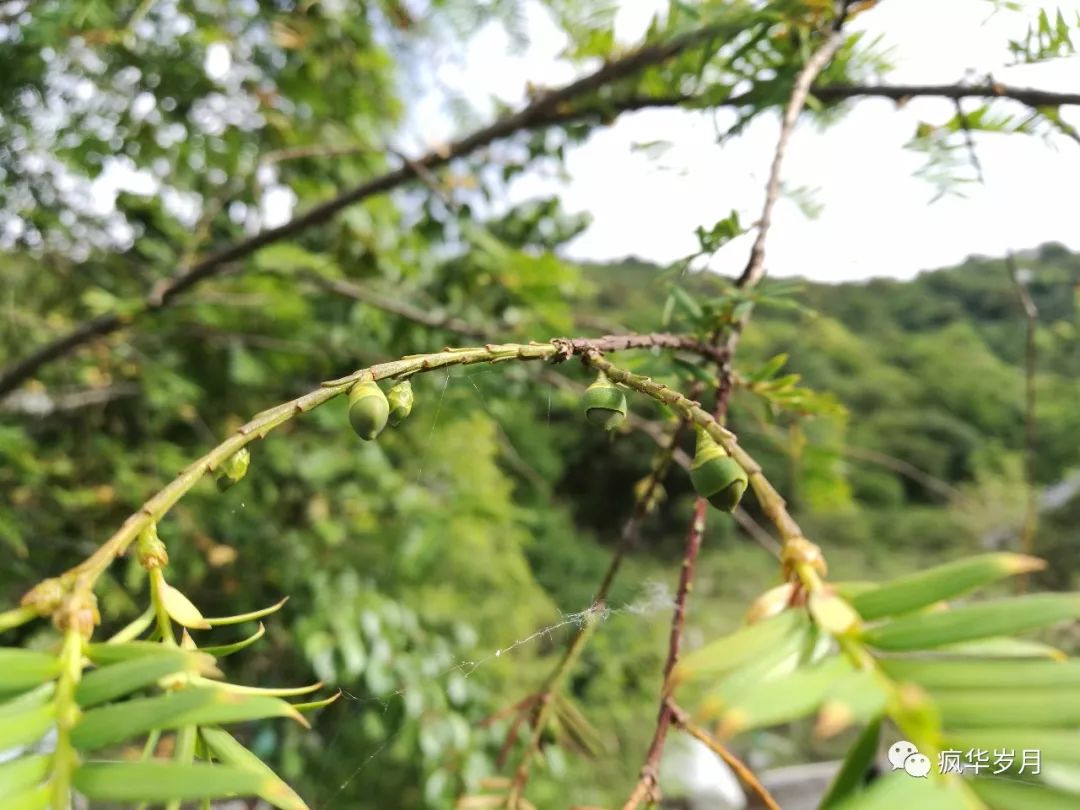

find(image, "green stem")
[0,604,38,633]
[50,630,83,810]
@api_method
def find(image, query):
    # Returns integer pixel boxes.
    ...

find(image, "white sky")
[420,0,1080,281]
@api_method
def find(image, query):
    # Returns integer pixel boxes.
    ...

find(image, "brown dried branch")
[666,699,781,810]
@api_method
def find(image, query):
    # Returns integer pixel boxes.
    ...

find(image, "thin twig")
[666,699,781,810]
[1006,252,1039,592]
[738,31,846,288]
[622,497,709,810]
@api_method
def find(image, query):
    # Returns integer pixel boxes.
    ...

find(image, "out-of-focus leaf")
[829,771,970,810]
[72,687,217,750]
[972,776,1080,809]
[76,649,219,707]
[819,716,882,809]
[3,784,49,810]
[73,761,269,802]
[0,702,55,751]
[670,609,809,688]
[851,554,1045,620]
[0,650,61,692]
[881,658,1080,689]
[199,726,309,810]
[944,730,1080,766]
[933,687,1080,728]
[701,657,854,736]
[73,687,306,749]
[0,753,49,797]
[862,594,1080,651]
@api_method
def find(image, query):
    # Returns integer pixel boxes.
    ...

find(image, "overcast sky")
[420,0,1080,281]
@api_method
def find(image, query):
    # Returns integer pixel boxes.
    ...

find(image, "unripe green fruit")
[387,380,414,427]
[689,427,748,512]
[215,447,251,491]
[348,380,390,440]
[582,373,627,430]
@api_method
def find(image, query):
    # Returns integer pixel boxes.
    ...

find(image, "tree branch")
[666,699,781,810]
[0,21,733,399]
[9,333,765,628]
[738,31,846,288]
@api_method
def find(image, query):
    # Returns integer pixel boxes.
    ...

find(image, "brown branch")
[666,700,781,810]
[261,143,372,165]
[571,81,1080,123]
[622,496,709,810]
[1006,252,1039,593]
[0,22,732,399]
[737,31,846,288]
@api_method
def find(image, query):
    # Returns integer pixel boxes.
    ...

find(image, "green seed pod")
[689,427,748,512]
[348,380,390,440]
[215,447,251,491]
[386,380,414,427]
[582,372,628,430]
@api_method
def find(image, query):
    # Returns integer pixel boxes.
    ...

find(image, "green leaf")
[668,285,703,321]
[702,657,854,736]
[204,597,289,627]
[815,670,888,738]
[861,594,1080,652]
[76,649,219,707]
[200,726,309,810]
[0,684,55,718]
[73,687,305,750]
[72,686,217,750]
[819,717,882,809]
[971,776,1080,809]
[670,609,810,688]
[933,687,1080,728]
[829,771,970,810]
[0,650,61,692]
[292,690,342,713]
[933,637,1066,660]
[851,554,1045,620]
[747,353,789,383]
[0,754,49,798]
[2,784,49,810]
[73,761,269,802]
[0,701,55,751]
[881,658,1080,689]
[85,641,189,666]
[200,623,266,657]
